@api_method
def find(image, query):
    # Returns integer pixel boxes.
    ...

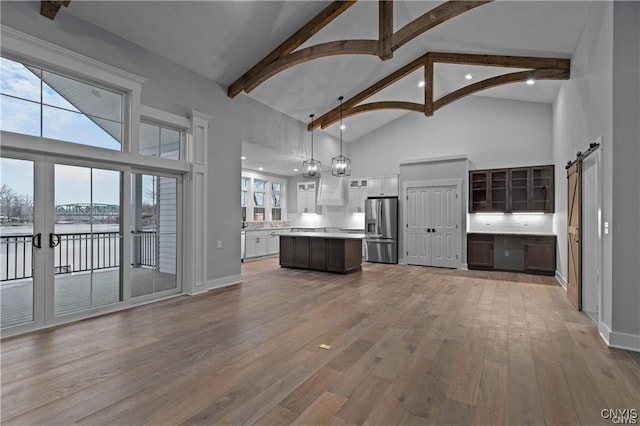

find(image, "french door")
[406,185,461,268]
[1,152,182,335]
[1,153,125,333]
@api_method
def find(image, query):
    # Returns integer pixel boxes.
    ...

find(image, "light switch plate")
[604,222,609,235]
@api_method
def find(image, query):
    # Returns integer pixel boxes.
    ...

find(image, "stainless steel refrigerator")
[365,197,398,264]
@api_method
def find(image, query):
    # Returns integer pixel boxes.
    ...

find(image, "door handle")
[31,233,42,249]
[49,233,61,248]
[426,229,431,233]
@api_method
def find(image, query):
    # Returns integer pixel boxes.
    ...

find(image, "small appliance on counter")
[364,197,398,264]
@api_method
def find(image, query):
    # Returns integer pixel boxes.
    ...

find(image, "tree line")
[0,184,33,222]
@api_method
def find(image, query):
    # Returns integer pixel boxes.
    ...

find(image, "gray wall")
[1,1,341,283]
[348,96,553,177]
[611,1,639,337]
[553,1,640,341]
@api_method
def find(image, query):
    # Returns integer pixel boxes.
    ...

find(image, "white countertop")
[284,232,365,240]
[468,231,556,237]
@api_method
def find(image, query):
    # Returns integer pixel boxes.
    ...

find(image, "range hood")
[317,175,347,206]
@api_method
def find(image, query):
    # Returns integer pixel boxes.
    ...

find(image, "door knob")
[49,233,61,248]
[31,233,42,249]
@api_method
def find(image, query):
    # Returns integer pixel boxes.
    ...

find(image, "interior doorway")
[405,181,461,268]
[582,148,601,324]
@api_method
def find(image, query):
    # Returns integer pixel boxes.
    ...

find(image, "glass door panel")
[0,158,35,328]
[131,173,178,299]
[53,164,122,317]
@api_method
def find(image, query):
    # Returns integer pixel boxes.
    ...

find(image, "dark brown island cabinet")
[280,233,364,274]
[467,233,556,276]
[470,164,554,213]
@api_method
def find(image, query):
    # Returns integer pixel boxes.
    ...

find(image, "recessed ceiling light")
[293,168,299,172]
[465,74,473,80]
[340,124,346,130]
[258,167,263,171]
[526,79,535,85]
[418,81,425,87]
[241,156,246,160]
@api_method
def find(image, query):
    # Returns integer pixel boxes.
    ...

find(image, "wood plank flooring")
[2,258,639,425]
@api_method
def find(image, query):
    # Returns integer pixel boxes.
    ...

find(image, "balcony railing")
[0,231,156,282]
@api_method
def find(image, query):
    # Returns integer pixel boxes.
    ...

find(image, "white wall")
[0,2,342,284]
[553,1,640,348]
[348,96,553,177]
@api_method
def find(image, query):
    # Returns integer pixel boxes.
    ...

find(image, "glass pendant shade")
[303,158,321,178]
[332,96,351,177]
[303,114,321,179]
[331,155,350,176]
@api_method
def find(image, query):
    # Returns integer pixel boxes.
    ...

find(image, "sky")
[1,57,122,205]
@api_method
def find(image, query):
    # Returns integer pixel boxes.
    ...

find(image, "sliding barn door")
[567,161,582,310]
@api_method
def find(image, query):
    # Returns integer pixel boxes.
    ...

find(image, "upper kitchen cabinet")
[297,181,317,214]
[367,175,398,197]
[348,178,367,214]
[469,165,554,213]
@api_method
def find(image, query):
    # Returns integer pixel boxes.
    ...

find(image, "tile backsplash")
[468,213,554,234]
[243,221,291,230]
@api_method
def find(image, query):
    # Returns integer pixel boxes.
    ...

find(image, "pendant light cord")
[310,113,315,160]
[339,96,344,156]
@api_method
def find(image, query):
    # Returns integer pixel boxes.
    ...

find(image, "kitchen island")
[280,232,365,274]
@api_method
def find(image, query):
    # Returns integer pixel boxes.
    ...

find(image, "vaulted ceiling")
[62,1,591,142]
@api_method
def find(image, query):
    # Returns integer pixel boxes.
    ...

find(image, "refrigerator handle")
[377,200,382,235]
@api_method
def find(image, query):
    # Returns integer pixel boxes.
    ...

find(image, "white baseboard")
[460,263,468,270]
[599,322,640,352]
[207,274,242,291]
[555,271,567,290]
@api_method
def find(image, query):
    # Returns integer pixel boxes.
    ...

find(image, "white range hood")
[316,175,347,206]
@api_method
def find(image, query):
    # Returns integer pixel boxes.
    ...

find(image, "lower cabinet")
[467,234,494,269]
[467,233,556,276]
[245,230,283,259]
[524,236,557,274]
[280,236,362,273]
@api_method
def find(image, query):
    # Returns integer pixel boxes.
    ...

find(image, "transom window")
[139,121,182,160]
[0,56,124,151]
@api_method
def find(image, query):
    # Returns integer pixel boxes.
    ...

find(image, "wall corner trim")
[555,271,568,290]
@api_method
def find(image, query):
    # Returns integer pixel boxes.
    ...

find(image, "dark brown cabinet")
[469,165,554,213]
[467,234,494,269]
[467,233,556,276]
[280,235,362,274]
[279,236,309,269]
[524,236,556,274]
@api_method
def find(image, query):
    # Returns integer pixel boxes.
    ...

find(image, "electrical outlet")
[217,240,222,249]
[505,250,509,257]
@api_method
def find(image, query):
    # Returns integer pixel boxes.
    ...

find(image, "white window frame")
[241,171,287,222]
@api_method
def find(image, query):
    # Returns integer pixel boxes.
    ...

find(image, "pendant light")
[331,96,350,177]
[303,114,321,179]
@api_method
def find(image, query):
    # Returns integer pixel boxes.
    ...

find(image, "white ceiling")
[65,0,591,144]
[241,141,305,177]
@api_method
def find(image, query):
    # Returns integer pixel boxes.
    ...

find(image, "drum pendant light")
[303,114,321,179]
[331,96,350,177]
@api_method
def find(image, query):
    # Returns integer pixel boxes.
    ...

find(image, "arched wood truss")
[228,0,492,98]
[40,1,70,19]
[310,52,571,130]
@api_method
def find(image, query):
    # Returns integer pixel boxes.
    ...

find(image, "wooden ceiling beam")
[392,1,492,51]
[313,53,428,130]
[227,1,356,98]
[40,1,70,20]
[379,1,394,60]
[243,40,380,94]
[338,101,424,122]
[433,68,570,112]
[229,0,493,97]
[312,51,570,129]
[428,52,570,70]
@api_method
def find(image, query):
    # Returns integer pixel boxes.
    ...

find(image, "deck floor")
[1,267,176,328]
[1,258,638,425]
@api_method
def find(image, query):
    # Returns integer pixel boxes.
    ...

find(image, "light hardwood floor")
[1,258,639,425]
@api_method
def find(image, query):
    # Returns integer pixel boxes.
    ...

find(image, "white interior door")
[407,187,431,266]
[582,153,600,321]
[406,184,461,268]
[431,186,460,268]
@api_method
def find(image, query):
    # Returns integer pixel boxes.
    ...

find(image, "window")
[1,57,124,151]
[139,121,181,159]
[253,190,265,221]
[271,182,282,221]
[241,177,248,221]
